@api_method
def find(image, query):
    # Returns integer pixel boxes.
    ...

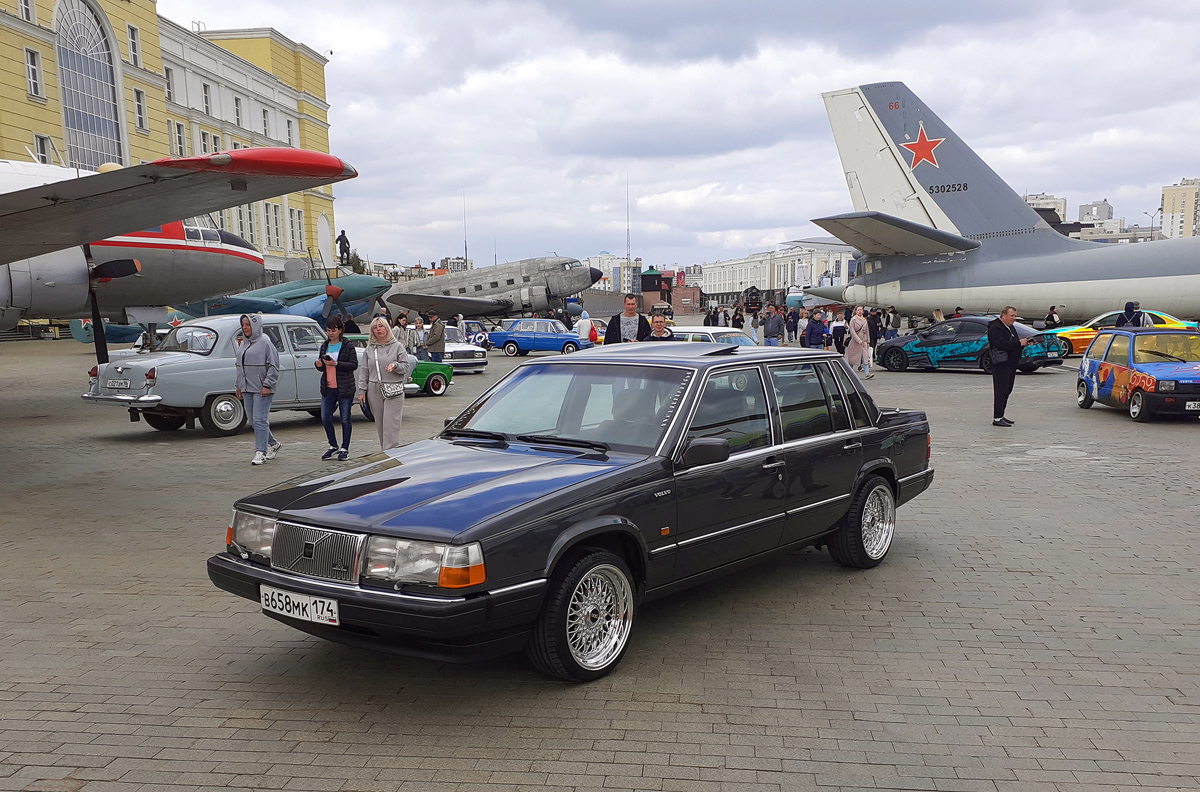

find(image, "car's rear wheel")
[527,548,635,682]
[199,393,246,437]
[1018,364,1037,373]
[1129,389,1152,422]
[424,372,448,396]
[881,347,908,371]
[828,475,895,569]
[503,341,520,357]
[1077,379,1094,409]
[306,409,322,418]
[562,342,578,354]
[144,413,185,431]
[1058,337,1073,357]
[979,350,993,374]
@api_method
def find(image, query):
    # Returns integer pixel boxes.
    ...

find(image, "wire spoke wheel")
[564,564,633,671]
[859,484,896,560]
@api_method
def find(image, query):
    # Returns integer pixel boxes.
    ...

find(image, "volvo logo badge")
[302,541,316,559]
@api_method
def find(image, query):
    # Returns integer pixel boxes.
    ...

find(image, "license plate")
[1187,401,1200,411]
[107,379,130,389]
[260,585,339,625]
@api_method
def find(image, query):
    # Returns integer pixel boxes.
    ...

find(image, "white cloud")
[158,0,1200,267]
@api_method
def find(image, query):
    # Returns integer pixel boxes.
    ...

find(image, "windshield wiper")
[517,434,610,452]
[1141,350,1186,362]
[442,428,507,442]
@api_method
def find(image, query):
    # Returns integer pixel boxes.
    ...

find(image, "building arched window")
[55,0,123,170]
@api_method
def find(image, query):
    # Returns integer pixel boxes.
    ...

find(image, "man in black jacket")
[987,306,1029,427]
[604,294,651,344]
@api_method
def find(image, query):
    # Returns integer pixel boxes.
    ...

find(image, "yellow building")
[0,0,338,282]
[1161,179,1200,240]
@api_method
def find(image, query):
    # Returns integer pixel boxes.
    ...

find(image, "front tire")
[1129,389,1152,422]
[503,341,520,357]
[1077,379,1094,409]
[199,394,246,437]
[562,342,578,354]
[424,372,448,396]
[144,413,185,431]
[881,347,908,372]
[828,475,896,569]
[527,548,635,682]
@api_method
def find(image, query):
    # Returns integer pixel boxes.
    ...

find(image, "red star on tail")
[900,122,945,170]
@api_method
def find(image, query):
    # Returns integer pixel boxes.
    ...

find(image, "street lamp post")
[1144,209,1162,241]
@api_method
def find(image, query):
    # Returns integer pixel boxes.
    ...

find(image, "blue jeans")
[765,338,781,346]
[321,390,353,449]
[885,329,898,340]
[242,391,276,453]
[429,352,443,363]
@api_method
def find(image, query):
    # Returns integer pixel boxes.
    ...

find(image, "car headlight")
[474,351,485,358]
[229,510,277,558]
[363,538,485,588]
[1158,380,1176,392]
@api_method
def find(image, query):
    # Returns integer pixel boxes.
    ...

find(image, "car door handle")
[761,459,785,470]
[843,441,862,451]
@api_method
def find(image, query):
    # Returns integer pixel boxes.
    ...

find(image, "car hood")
[236,439,639,541]
[1134,361,1200,380]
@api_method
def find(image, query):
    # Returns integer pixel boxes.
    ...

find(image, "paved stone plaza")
[2,338,1198,792]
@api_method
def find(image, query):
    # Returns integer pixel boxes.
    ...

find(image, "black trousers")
[992,364,1017,419]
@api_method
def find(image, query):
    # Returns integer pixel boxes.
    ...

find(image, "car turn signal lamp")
[363,537,486,588]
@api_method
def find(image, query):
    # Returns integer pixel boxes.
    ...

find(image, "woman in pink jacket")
[845,305,874,379]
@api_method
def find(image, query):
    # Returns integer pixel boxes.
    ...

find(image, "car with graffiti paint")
[1052,310,1197,357]
[877,316,1062,374]
[1076,328,1200,421]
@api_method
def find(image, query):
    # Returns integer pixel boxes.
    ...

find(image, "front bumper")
[81,392,163,407]
[446,357,488,370]
[207,554,546,662]
[1147,392,1200,414]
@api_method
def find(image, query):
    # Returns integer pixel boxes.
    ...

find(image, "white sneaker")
[266,440,282,460]
[251,451,266,465]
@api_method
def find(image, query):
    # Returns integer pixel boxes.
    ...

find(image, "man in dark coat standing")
[987,306,1029,427]
[604,293,651,344]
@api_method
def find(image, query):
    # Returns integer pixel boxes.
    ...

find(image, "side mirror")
[680,437,730,468]
[918,331,931,339]
[444,417,454,428]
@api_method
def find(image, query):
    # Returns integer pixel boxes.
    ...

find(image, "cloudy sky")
[159,0,1200,269]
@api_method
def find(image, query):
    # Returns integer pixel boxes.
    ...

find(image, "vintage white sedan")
[82,314,418,437]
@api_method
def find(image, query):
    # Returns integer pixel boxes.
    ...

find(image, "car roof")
[181,313,318,328]
[532,341,840,367]
[1098,327,1196,335]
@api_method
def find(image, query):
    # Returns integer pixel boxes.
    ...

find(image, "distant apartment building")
[1023,193,1068,222]
[1078,199,1114,223]
[581,252,625,291]
[439,257,473,272]
[1161,179,1200,239]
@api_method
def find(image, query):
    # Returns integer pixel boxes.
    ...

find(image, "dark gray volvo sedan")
[208,343,934,681]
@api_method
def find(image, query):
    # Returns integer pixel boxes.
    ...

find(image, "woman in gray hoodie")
[234,314,281,465]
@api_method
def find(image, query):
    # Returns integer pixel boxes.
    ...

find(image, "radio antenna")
[462,190,468,269]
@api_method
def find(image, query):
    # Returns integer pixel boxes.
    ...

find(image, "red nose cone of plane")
[325,284,344,300]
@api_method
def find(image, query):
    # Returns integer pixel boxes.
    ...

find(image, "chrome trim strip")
[391,591,468,603]
[897,468,932,485]
[649,543,677,555]
[786,493,851,516]
[81,393,163,406]
[487,578,547,596]
[676,512,786,548]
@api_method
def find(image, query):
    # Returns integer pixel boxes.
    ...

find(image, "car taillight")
[145,367,156,386]
[927,434,932,461]
[88,365,98,382]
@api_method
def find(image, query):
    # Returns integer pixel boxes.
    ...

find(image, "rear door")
[285,323,325,404]
[672,366,786,580]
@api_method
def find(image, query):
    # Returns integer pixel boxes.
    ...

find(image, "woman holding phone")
[315,315,359,460]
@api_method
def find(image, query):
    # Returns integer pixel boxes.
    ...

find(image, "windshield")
[449,363,692,453]
[156,325,219,354]
[444,326,464,343]
[1134,333,1200,363]
[713,332,756,346]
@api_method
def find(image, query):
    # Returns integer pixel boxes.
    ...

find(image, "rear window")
[157,325,219,354]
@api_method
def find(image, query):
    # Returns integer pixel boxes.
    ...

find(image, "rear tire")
[881,347,908,372]
[1077,379,1094,409]
[979,350,993,374]
[199,394,246,437]
[306,409,322,418]
[828,475,896,569]
[527,548,635,682]
[424,372,448,396]
[562,342,578,354]
[1129,389,1152,422]
[144,413,185,432]
[1059,337,1073,357]
[503,341,520,357]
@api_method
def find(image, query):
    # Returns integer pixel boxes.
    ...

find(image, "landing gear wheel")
[144,413,185,431]
[199,393,246,437]
[503,341,520,357]
[828,475,896,569]
[527,548,635,682]
[424,373,448,396]
[1129,389,1152,422]
[1077,380,1094,409]
[562,342,578,354]
[881,347,908,372]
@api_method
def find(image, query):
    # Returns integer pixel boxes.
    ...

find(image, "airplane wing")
[811,211,981,257]
[386,291,515,317]
[0,149,356,267]
[175,294,288,317]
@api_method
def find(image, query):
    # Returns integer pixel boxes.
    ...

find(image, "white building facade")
[699,241,854,306]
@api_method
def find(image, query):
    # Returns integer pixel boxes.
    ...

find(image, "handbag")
[990,348,1009,365]
[374,348,404,399]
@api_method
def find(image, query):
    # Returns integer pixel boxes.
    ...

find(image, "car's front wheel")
[424,372,448,396]
[562,342,578,354]
[503,341,520,357]
[144,413,185,431]
[1129,389,1152,422]
[199,394,247,437]
[1077,379,1094,409]
[527,548,636,682]
[881,347,908,371]
[828,475,896,569]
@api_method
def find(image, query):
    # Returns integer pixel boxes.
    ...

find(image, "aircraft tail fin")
[820,82,1060,245]
[69,319,93,344]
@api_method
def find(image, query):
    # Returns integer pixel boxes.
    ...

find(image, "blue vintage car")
[489,317,594,356]
[1076,328,1200,421]
[877,316,1062,373]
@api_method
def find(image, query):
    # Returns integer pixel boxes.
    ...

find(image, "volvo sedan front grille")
[271,522,364,582]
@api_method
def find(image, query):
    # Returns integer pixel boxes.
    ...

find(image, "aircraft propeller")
[88,258,141,364]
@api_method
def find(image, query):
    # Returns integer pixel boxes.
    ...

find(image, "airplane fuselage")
[390,257,601,316]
